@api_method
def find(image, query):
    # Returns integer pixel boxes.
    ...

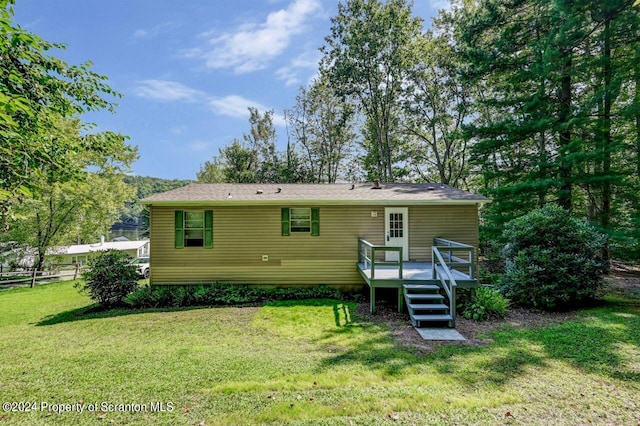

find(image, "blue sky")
[13,0,443,180]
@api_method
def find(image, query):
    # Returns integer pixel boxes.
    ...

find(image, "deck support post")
[370,287,375,314]
[397,287,404,313]
[450,286,456,328]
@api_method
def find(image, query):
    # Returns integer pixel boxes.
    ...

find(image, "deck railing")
[433,237,475,279]
[358,238,403,280]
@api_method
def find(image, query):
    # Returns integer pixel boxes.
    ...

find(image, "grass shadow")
[35,303,214,326]
[313,297,640,386]
[37,298,354,328]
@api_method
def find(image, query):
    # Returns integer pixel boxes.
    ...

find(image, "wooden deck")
[357,237,479,317]
[357,262,478,314]
[357,262,475,286]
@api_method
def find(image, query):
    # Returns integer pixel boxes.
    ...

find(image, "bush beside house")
[499,204,608,311]
[77,250,139,306]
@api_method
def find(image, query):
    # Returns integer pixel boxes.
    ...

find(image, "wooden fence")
[0,264,83,288]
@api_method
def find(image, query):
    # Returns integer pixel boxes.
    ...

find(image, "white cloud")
[134,81,286,127]
[196,0,322,73]
[135,80,205,102]
[208,95,286,126]
[132,22,176,40]
[188,140,216,152]
[275,49,321,86]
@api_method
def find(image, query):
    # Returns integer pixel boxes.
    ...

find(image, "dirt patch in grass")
[358,261,640,353]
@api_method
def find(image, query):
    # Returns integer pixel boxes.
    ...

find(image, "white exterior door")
[384,207,409,261]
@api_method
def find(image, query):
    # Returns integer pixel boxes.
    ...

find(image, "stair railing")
[432,246,458,327]
[433,237,475,279]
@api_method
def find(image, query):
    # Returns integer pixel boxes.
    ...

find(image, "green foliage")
[457,0,640,253]
[126,283,350,308]
[197,107,310,184]
[402,13,472,188]
[499,204,608,311]
[320,0,424,182]
[286,79,357,183]
[115,175,192,237]
[1,1,123,227]
[462,287,509,321]
[2,116,136,271]
[77,250,139,306]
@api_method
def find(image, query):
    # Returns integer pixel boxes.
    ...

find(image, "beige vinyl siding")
[408,205,479,262]
[149,204,479,288]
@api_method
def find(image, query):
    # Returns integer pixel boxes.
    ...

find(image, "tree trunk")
[601,18,612,234]
[558,52,573,211]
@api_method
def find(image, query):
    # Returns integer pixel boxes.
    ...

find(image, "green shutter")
[204,210,213,249]
[174,210,184,249]
[281,208,290,236]
[311,208,320,236]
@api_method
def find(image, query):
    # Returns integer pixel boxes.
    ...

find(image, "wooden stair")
[403,283,454,327]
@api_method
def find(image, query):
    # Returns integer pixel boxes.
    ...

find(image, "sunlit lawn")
[0,280,639,425]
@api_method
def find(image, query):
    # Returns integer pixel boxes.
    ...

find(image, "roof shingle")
[142,183,489,205]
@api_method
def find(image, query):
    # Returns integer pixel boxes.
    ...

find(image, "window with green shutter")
[174,210,184,248]
[204,210,213,248]
[281,208,290,236]
[311,207,320,236]
[281,207,319,236]
[175,210,213,248]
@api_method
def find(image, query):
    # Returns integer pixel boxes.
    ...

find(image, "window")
[281,207,319,236]
[184,211,204,247]
[174,210,213,248]
[71,255,88,265]
[290,208,311,232]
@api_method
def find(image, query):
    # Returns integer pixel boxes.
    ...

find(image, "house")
[49,237,150,266]
[142,182,489,326]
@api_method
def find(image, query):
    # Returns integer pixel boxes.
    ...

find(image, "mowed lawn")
[0,281,639,425]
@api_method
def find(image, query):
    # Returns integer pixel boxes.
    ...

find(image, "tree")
[3,115,137,277]
[401,16,473,187]
[286,79,357,183]
[1,0,121,228]
[320,0,423,182]
[198,107,310,184]
[456,0,640,246]
[244,107,280,183]
[196,158,226,183]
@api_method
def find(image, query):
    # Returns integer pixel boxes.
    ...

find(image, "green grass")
[0,281,639,425]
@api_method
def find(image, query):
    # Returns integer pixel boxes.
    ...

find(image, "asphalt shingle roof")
[142,183,489,205]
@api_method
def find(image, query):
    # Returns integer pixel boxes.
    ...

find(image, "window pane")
[185,229,203,238]
[185,211,204,229]
[184,238,204,247]
[291,209,311,219]
[183,211,205,246]
[290,208,311,233]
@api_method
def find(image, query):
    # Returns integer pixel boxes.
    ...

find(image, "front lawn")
[0,281,639,425]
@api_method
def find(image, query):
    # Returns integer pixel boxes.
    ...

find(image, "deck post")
[450,286,456,327]
[397,287,404,313]
[370,287,376,314]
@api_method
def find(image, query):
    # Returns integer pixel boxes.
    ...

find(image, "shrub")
[499,204,608,310]
[462,286,509,321]
[77,250,139,306]
[126,283,349,309]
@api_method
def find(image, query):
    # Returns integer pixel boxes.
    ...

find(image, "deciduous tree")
[4,116,137,278]
[286,79,357,183]
[320,0,423,182]
[0,0,121,228]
